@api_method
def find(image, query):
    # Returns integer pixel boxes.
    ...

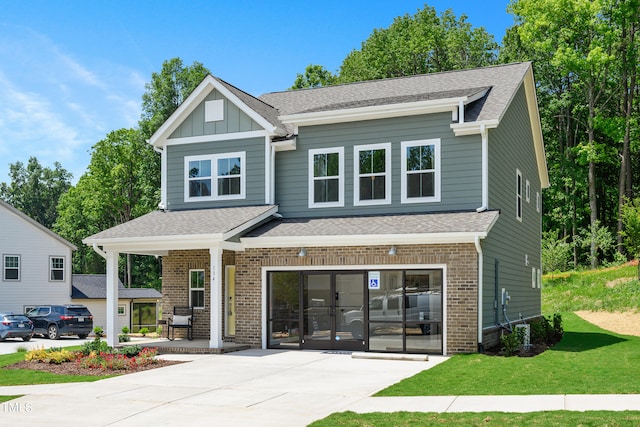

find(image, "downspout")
[92,243,107,260]
[476,124,489,212]
[474,235,484,353]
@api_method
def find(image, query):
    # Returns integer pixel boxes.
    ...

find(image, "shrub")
[500,328,525,357]
[119,326,131,343]
[25,347,74,364]
[139,327,149,337]
[117,345,142,358]
[93,326,104,338]
[80,337,112,356]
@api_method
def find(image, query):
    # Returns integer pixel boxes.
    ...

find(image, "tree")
[290,64,338,89]
[0,157,72,229]
[337,6,498,83]
[620,197,640,278]
[541,231,573,273]
[139,57,210,138]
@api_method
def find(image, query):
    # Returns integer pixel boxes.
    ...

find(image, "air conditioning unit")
[515,324,531,348]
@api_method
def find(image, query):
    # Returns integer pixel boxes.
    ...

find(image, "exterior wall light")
[388,246,397,255]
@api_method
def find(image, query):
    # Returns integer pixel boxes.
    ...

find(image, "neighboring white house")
[0,200,76,314]
[72,274,162,336]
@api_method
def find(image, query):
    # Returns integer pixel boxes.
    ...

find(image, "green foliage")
[620,197,640,260]
[117,345,142,358]
[0,157,72,229]
[93,326,104,338]
[338,6,497,83]
[574,220,615,269]
[542,264,640,313]
[80,337,112,356]
[139,327,149,337]
[290,64,337,89]
[500,329,524,356]
[541,231,573,273]
[78,347,158,370]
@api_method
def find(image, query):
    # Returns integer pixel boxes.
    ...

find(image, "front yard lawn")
[378,312,640,396]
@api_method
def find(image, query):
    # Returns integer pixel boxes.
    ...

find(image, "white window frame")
[308,147,344,208]
[532,267,536,288]
[184,152,246,202]
[401,139,441,204]
[536,192,541,213]
[3,254,20,281]
[516,169,523,222]
[118,305,126,316]
[526,179,531,202]
[49,256,65,282]
[537,268,542,289]
[354,143,392,206]
[189,269,206,309]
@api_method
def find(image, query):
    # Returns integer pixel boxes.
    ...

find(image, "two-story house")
[0,200,76,313]
[85,62,548,354]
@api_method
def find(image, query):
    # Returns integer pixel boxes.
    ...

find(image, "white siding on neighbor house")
[78,299,131,337]
[0,206,73,314]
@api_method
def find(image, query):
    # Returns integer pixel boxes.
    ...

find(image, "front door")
[302,272,365,351]
[225,266,236,336]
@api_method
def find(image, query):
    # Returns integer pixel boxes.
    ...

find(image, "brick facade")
[161,244,480,354]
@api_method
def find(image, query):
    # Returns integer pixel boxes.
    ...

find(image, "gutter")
[92,243,107,260]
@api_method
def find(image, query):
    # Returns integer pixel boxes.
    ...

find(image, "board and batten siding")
[276,113,483,218]
[165,137,266,210]
[169,90,263,138]
[0,206,73,313]
[482,84,542,328]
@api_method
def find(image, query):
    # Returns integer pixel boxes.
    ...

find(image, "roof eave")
[279,97,468,127]
[241,231,489,249]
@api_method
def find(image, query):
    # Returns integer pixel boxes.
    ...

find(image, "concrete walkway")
[1,350,639,426]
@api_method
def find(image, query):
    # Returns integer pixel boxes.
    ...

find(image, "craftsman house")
[84,62,548,354]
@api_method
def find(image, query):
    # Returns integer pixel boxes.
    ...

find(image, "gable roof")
[72,274,161,299]
[0,199,76,250]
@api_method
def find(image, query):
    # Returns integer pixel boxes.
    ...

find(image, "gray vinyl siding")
[481,85,542,328]
[276,114,482,218]
[170,90,262,138]
[165,137,266,210]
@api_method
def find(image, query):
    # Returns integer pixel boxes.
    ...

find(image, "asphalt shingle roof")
[244,210,499,238]
[258,62,531,126]
[72,274,161,299]
[84,205,277,241]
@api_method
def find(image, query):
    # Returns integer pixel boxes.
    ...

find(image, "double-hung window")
[401,139,441,203]
[50,256,65,281]
[309,147,344,208]
[3,255,20,281]
[354,143,391,206]
[185,152,245,202]
[189,269,205,309]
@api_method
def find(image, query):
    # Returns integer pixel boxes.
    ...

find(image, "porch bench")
[167,306,194,341]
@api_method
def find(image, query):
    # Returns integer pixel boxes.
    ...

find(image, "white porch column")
[209,247,223,348]
[105,250,119,347]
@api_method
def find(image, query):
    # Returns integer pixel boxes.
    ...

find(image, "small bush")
[25,347,74,364]
[80,337,112,356]
[93,326,104,338]
[117,345,142,357]
[139,327,149,337]
[500,328,525,357]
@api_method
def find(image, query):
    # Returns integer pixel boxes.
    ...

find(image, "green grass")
[0,347,113,387]
[0,395,22,403]
[377,312,640,396]
[309,411,640,426]
[543,264,640,313]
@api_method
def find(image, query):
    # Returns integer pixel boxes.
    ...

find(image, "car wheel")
[48,324,60,340]
[22,336,31,342]
[351,321,364,340]
[78,334,88,339]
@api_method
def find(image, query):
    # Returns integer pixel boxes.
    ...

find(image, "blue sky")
[0,1,513,183]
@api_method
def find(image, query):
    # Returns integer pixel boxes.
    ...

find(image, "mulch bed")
[5,359,185,377]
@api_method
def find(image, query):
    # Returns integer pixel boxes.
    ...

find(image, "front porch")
[119,337,250,354]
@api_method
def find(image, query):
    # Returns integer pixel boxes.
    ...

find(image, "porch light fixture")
[388,246,397,256]
[298,247,307,257]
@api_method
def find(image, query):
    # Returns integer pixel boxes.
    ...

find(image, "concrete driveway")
[0,335,89,354]
[0,349,447,426]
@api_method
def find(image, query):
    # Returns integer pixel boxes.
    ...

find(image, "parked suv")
[0,312,34,341]
[26,305,93,339]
